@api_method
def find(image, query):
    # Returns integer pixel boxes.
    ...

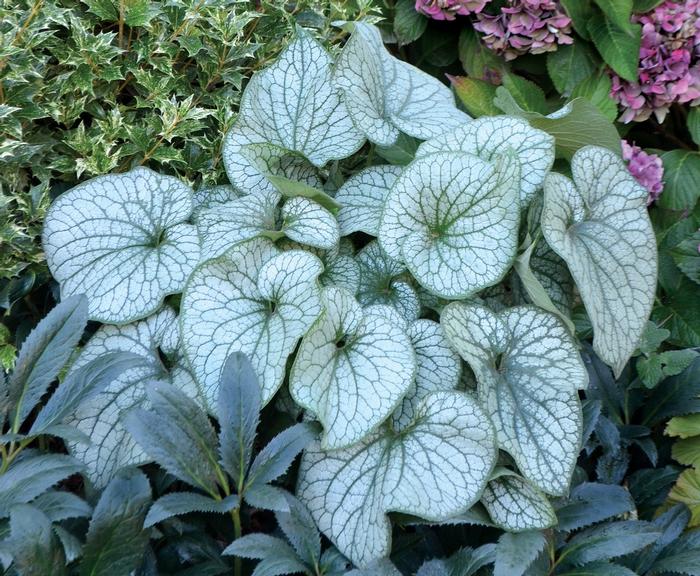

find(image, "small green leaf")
[502,74,548,115]
[571,73,618,121]
[556,483,635,532]
[144,492,239,527]
[450,76,500,118]
[587,14,641,82]
[658,150,700,211]
[268,174,341,214]
[688,108,700,147]
[394,0,427,45]
[494,531,546,576]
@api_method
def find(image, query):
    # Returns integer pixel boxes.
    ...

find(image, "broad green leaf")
[556,483,635,532]
[571,73,618,122]
[32,491,92,522]
[375,133,421,166]
[450,76,501,118]
[672,437,700,467]
[336,165,402,236]
[0,454,82,517]
[8,294,87,428]
[442,304,586,495]
[290,287,415,449]
[144,492,239,527]
[648,521,700,574]
[587,14,641,82]
[64,308,182,487]
[297,391,496,567]
[642,357,700,425]
[125,383,222,495]
[182,238,323,406]
[43,167,200,324]
[356,241,420,323]
[559,521,660,567]
[380,152,520,298]
[658,150,700,211]
[334,22,469,146]
[593,0,633,30]
[416,116,554,205]
[392,319,461,429]
[653,277,700,347]
[630,504,691,575]
[542,146,657,376]
[481,474,556,531]
[637,349,699,388]
[223,31,364,195]
[502,74,548,115]
[394,0,427,45]
[80,469,151,576]
[7,504,66,576]
[494,531,546,576]
[267,174,341,214]
[458,26,506,80]
[547,43,598,96]
[668,468,700,526]
[689,108,700,147]
[667,414,700,439]
[633,0,665,10]
[671,230,700,284]
[217,352,260,483]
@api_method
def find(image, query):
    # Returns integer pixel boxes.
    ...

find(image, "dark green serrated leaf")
[556,483,635,532]
[394,0,427,46]
[144,492,239,527]
[587,14,641,82]
[547,43,598,95]
[658,150,700,211]
[7,504,66,576]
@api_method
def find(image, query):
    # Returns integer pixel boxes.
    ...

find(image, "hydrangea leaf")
[379,152,520,299]
[392,319,462,429]
[336,165,403,236]
[334,22,469,145]
[357,241,420,322]
[297,391,497,568]
[481,473,557,531]
[442,304,587,495]
[542,146,657,377]
[416,116,555,205]
[289,286,415,449]
[182,238,323,406]
[63,309,179,488]
[43,167,200,324]
[223,31,364,194]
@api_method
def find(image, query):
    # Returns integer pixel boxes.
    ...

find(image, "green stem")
[231,507,242,576]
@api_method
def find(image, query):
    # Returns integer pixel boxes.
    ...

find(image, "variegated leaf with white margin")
[392,319,462,429]
[289,286,415,449]
[379,152,520,299]
[64,309,179,487]
[43,167,200,324]
[357,241,420,322]
[181,238,323,406]
[542,146,657,377]
[197,191,339,261]
[416,116,555,205]
[279,240,360,294]
[481,472,556,531]
[441,304,587,495]
[297,390,497,568]
[223,31,364,195]
[192,184,241,216]
[336,165,403,236]
[333,22,470,146]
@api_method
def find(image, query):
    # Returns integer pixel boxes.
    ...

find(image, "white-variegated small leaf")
[417,116,554,205]
[481,473,557,531]
[182,238,323,406]
[334,22,469,145]
[442,304,587,495]
[43,168,200,324]
[380,152,520,298]
[290,286,415,449]
[223,31,364,194]
[64,309,177,487]
[542,146,657,376]
[357,241,420,322]
[297,391,496,568]
[336,165,403,236]
[281,197,339,250]
[281,240,360,294]
[392,319,462,429]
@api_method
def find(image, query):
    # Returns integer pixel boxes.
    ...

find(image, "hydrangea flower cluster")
[472,0,573,61]
[414,0,489,20]
[611,0,700,123]
[621,140,664,204]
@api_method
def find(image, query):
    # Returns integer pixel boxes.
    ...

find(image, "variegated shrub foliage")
[42,22,657,568]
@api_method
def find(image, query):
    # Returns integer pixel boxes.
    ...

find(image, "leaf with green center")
[380,152,520,299]
[297,390,497,567]
[333,22,469,146]
[481,473,556,531]
[182,238,323,407]
[268,174,341,214]
[442,304,587,495]
[336,165,403,236]
[222,31,364,194]
[356,241,420,323]
[542,146,657,377]
[416,116,554,205]
[392,319,461,429]
[43,167,200,324]
[289,286,415,449]
[63,308,192,487]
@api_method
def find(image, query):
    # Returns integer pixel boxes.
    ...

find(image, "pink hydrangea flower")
[415,0,490,20]
[621,140,664,204]
[611,0,700,123]
[473,0,573,60]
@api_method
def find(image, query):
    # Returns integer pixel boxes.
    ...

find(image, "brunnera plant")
[40,21,658,569]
